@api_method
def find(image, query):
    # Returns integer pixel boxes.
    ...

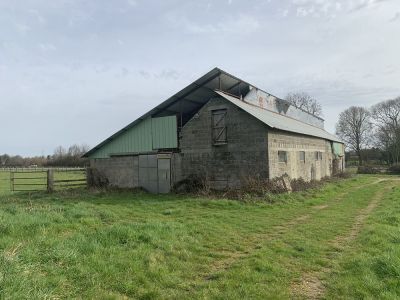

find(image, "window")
[315,151,322,160]
[212,109,227,145]
[278,151,287,163]
[299,151,305,163]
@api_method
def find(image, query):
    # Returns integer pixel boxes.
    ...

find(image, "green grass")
[0,174,399,299]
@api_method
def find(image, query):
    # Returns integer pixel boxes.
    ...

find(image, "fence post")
[10,172,14,192]
[47,169,54,192]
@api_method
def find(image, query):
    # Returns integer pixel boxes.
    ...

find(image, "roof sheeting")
[215,91,342,143]
[84,67,250,158]
[84,68,342,158]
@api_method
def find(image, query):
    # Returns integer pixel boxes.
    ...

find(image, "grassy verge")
[0,175,398,299]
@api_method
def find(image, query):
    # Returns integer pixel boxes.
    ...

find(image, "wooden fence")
[9,169,87,192]
[1,167,86,172]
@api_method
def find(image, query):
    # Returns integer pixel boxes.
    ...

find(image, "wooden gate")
[10,169,87,192]
[10,170,47,192]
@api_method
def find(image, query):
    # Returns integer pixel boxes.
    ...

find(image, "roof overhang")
[215,91,343,143]
[83,67,252,157]
[84,68,342,158]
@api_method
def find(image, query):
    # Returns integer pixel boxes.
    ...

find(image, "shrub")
[290,178,322,192]
[86,167,109,188]
[333,171,353,179]
[388,164,400,174]
[172,174,210,195]
[173,172,351,201]
[357,165,381,174]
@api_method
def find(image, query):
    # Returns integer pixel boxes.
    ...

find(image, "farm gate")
[9,168,87,192]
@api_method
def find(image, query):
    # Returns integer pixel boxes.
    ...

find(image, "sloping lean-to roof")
[84,67,251,157]
[215,91,342,143]
[84,68,342,158]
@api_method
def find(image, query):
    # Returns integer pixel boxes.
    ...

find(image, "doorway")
[138,154,171,193]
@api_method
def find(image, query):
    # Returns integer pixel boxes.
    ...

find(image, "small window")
[315,151,322,160]
[212,109,227,145]
[278,151,287,163]
[315,151,319,160]
[299,151,305,163]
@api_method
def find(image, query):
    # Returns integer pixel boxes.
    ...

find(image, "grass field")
[0,173,399,299]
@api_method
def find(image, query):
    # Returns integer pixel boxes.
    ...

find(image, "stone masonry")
[89,96,344,192]
[268,130,334,181]
[90,156,139,188]
[178,96,270,189]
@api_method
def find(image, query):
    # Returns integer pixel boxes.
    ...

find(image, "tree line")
[335,97,400,166]
[0,144,90,168]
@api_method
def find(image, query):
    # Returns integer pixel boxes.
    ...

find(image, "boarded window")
[278,151,287,163]
[299,151,305,163]
[212,109,227,145]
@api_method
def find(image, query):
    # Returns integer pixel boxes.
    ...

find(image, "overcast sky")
[1,0,399,156]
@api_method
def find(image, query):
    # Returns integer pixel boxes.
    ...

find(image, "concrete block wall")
[179,96,269,189]
[91,156,138,188]
[268,130,333,181]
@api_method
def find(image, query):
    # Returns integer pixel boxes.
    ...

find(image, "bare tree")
[0,154,9,166]
[285,92,323,117]
[54,146,66,158]
[335,106,372,165]
[371,97,400,164]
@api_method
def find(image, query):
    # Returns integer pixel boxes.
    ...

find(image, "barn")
[83,68,345,193]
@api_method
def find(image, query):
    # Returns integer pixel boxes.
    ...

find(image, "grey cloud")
[390,11,400,21]
[0,0,399,155]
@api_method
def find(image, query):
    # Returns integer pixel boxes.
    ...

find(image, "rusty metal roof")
[215,91,342,143]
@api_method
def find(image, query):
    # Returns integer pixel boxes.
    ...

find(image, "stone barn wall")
[90,156,139,188]
[268,130,334,181]
[178,96,269,189]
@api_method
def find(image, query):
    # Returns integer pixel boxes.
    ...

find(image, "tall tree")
[285,92,322,117]
[335,106,372,165]
[370,97,400,164]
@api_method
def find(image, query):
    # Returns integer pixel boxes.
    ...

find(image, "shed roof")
[215,91,342,143]
[84,68,341,158]
[84,68,249,157]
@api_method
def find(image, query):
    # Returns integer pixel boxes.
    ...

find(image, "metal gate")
[139,155,158,193]
[138,154,171,193]
[157,156,171,194]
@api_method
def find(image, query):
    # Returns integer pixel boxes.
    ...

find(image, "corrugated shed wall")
[152,116,178,149]
[332,142,345,157]
[89,116,177,158]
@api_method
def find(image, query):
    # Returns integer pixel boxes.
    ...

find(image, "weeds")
[173,172,353,202]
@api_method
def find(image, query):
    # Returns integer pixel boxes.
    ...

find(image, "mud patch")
[313,204,328,210]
